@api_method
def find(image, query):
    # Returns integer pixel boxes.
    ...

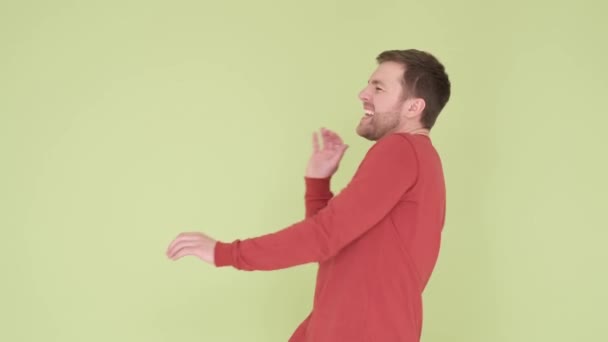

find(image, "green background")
[2,1,607,341]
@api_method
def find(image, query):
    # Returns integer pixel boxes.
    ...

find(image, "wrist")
[305,177,332,198]
[305,175,331,180]
[214,241,234,267]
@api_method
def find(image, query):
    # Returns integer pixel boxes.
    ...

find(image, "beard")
[356,110,401,141]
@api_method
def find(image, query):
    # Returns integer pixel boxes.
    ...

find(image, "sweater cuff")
[214,241,234,267]
[304,177,332,197]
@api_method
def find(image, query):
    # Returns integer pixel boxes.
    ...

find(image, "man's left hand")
[166,232,217,265]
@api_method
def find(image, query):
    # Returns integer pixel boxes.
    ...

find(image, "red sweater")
[215,132,446,341]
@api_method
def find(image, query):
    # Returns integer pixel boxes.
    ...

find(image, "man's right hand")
[305,128,349,179]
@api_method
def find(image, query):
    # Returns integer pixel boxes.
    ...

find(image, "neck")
[401,126,430,136]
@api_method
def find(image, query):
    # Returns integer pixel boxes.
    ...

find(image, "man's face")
[356,61,408,141]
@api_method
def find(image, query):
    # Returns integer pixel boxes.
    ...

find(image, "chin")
[356,127,378,141]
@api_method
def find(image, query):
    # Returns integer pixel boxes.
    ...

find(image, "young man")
[167,49,451,341]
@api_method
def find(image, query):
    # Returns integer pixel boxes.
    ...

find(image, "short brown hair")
[376,49,451,129]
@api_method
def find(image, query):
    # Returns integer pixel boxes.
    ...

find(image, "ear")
[405,98,426,118]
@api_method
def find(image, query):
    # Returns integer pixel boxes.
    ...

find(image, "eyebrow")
[369,79,386,87]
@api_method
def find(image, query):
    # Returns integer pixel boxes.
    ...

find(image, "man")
[166,49,451,341]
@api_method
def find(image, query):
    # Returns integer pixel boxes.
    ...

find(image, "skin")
[165,61,429,265]
[356,61,428,141]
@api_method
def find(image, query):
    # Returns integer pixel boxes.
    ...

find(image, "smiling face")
[356,61,411,141]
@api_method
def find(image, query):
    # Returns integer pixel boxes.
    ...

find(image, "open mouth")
[364,109,375,117]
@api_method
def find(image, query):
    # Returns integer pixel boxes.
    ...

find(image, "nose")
[358,86,371,102]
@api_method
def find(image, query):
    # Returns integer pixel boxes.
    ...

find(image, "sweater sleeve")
[304,177,334,218]
[214,134,418,270]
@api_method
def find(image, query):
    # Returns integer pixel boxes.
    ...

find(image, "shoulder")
[367,133,416,157]
[358,133,418,171]
[352,133,419,182]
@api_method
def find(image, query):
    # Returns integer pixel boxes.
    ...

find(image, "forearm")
[304,177,333,218]
[214,216,331,271]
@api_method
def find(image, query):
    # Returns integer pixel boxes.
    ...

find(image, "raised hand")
[305,128,349,179]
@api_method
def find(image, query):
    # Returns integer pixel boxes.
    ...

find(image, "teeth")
[365,110,374,116]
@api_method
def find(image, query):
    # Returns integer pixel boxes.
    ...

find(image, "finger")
[325,133,338,149]
[312,132,320,153]
[170,246,202,261]
[166,233,202,255]
[167,240,202,259]
[324,129,343,146]
[321,128,332,148]
[326,133,340,150]
[321,127,330,137]
[330,130,344,145]
[324,129,342,148]
[166,235,194,255]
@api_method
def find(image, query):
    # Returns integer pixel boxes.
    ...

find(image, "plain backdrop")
[1,0,607,341]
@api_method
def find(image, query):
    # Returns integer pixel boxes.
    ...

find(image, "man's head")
[356,49,451,141]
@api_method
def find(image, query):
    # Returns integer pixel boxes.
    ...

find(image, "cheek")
[375,95,402,113]
[372,96,390,112]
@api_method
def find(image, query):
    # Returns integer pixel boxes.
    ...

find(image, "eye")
[375,87,383,92]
